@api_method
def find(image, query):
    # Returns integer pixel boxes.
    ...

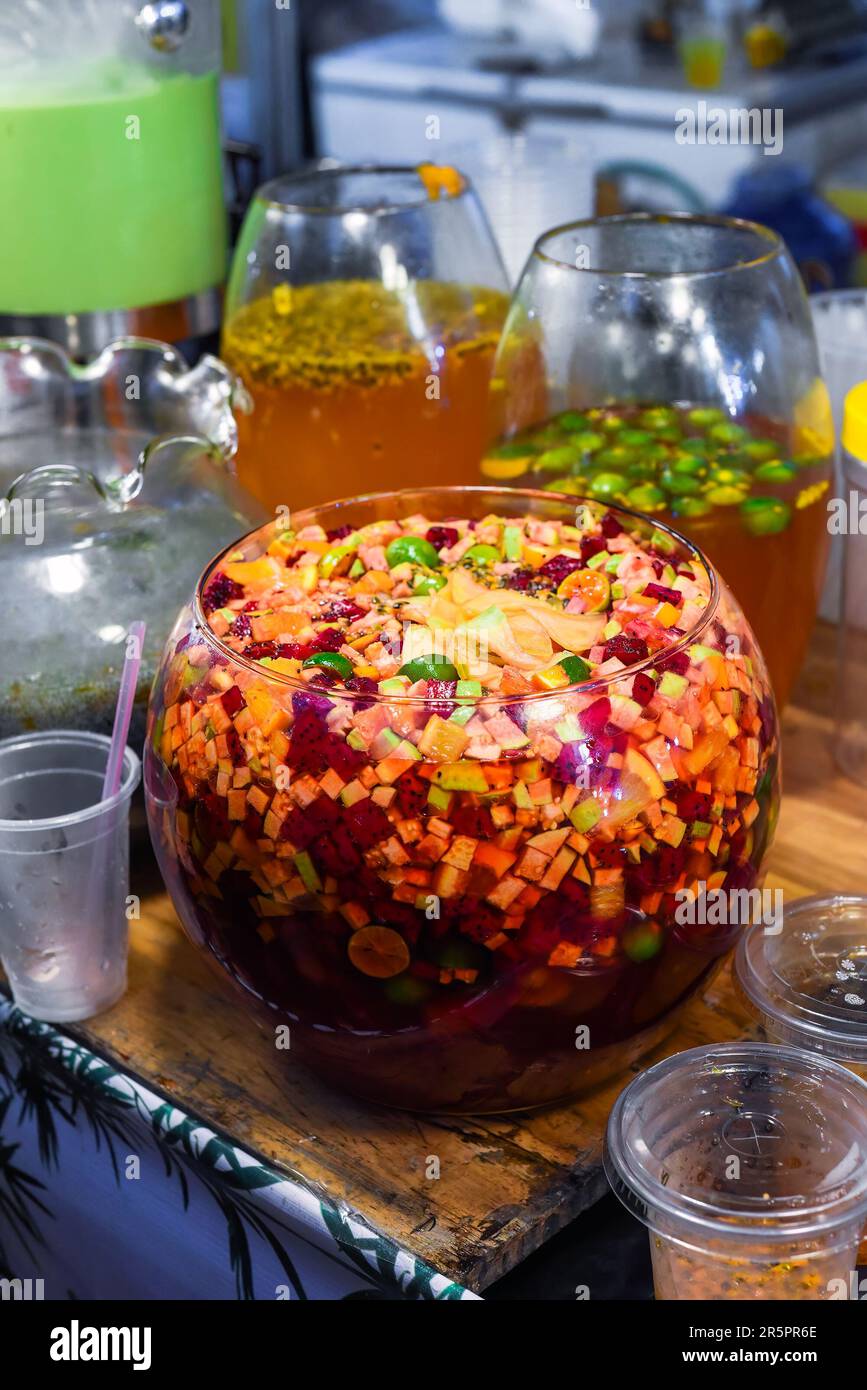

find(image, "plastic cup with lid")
[734,893,867,1077]
[605,1042,867,1301]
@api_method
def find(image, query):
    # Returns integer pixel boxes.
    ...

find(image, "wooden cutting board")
[62,622,867,1291]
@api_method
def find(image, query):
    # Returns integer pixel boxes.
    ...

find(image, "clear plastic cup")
[734,894,867,1078]
[605,1043,867,1301]
[0,731,140,1021]
[735,895,867,1267]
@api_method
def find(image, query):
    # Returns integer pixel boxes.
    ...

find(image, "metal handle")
[135,1,189,53]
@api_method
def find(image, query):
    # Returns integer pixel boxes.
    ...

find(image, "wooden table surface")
[64,622,867,1292]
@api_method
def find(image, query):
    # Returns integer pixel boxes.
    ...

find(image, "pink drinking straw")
[102,621,146,799]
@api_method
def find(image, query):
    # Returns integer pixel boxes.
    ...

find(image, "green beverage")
[0,60,226,314]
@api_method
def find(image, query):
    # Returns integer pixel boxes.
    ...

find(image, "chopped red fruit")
[394,766,429,817]
[425,679,457,716]
[644,583,683,606]
[244,641,278,661]
[202,571,244,614]
[538,554,583,588]
[632,672,656,706]
[677,789,712,821]
[579,696,611,735]
[425,525,459,551]
[603,634,649,665]
[345,675,377,708]
[581,536,607,565]
[321,599,365,622]
[344,798,392,849]
[656,649,690,675]
[221,685,246,717]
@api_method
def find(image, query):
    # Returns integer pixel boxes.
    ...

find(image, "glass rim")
[0,731,141,832]
[532,212,785,280]
[192,485,721,709]
[604,1042,867,1242]
[735,894,867,1063]
[253,164,472,217]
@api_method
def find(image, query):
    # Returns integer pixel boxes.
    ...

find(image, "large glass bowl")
[483,214,834,707]
[144,487,780,1113]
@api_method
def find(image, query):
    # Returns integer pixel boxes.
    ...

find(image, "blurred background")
[222,0,867,288]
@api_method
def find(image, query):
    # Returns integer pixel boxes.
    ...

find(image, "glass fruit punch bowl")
[145,487,780,1112]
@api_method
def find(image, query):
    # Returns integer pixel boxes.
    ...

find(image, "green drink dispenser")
[0,0,226,354]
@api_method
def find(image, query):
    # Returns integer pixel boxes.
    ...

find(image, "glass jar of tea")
[222,164,510,513]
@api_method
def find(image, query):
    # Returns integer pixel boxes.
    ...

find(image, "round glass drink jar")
[483,214,834,707]
[222,165,509,512]
[145,487,780,1112]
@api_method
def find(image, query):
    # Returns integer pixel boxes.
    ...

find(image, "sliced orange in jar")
[348,926,411,979]
[557,567,611,612]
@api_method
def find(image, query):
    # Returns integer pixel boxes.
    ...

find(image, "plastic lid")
[735,894,867,1065]
[604,1043,867,1246]
[842,381,867,464]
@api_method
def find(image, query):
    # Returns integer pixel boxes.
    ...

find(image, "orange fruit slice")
[348,926,411,979]
[416,162,465,201]
[557,567,611,612]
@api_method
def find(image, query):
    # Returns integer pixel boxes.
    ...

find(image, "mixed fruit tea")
[146,497,779,1111]
[482,404,831,705]
[222,280,508,512]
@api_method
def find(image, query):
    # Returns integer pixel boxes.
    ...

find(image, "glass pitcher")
[0,336,265,748]
[0,0,225,354]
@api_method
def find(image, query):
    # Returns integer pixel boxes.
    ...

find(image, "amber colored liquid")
[231,351,499,512]
[224,281,508,513]
[484,399,831,707]
[662,476,829,709]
